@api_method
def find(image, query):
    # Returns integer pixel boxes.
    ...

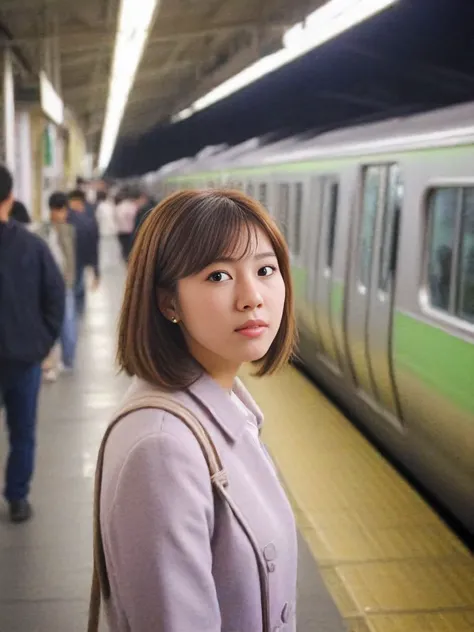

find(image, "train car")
[147,101,474,533]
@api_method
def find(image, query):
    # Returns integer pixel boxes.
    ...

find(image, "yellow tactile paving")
[241,365,474,631]
[367,611,474,632]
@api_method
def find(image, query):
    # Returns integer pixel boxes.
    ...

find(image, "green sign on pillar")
[43,124,53,167]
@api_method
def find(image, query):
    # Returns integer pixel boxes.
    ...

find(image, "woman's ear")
[157,289,179,323]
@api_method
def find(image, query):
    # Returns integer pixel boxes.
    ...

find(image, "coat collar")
[128,371,264,445]
[187,372,264,443]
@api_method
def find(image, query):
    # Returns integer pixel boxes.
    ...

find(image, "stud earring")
[171,316,179,324]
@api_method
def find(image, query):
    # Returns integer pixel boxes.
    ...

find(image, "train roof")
[157,100,474,179]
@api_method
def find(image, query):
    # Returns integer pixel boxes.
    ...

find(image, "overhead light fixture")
[172,0,398,121]
[40,71,64,126]
[98,0,159,171]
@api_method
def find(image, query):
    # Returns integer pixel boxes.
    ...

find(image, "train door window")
[359,166,383,288]
[456,188,474,322]
[293,182,303,257]
[427,188,458,312]
[278,184,290,239]
[259,183,267,207]
[326,180,339,269]
[379,165,403,292]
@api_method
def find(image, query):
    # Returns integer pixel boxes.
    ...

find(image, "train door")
[345,164,402,417]
[366,164,402,417]
[303,176,327,351]
[316,176,342,370]
[278,183,290,241]
[313,177,343,370]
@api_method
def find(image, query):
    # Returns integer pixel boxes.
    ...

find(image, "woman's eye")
[258,265,276,277]
[207,271,231,282]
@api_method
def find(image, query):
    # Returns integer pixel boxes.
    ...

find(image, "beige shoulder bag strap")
[87,392,270,632]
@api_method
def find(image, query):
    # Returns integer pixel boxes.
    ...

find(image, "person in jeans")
[38,192,77,380]
[0,165,65,523]
[67,189,100,315]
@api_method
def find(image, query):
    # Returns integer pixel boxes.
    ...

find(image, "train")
[143,100,474,533]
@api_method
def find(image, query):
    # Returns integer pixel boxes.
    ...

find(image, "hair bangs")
[160,194,260,286]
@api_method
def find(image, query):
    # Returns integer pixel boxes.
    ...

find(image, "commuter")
[96,190,118,269]
[38,192,77,380]
[88,190,298,632]
[76,176,97,217]
[114,188,138,262]
[0,165,65,523]
[68,189,100,315]
[132,189,156,236]
[96,190,117,239]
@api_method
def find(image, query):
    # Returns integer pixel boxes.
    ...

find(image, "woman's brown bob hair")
[117,188,296,389]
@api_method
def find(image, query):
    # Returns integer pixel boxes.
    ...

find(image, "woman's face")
[173,225,286,386]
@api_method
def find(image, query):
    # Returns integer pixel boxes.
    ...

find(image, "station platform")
[1,244,473,632]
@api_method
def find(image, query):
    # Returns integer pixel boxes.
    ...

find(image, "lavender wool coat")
[100,373,298,631]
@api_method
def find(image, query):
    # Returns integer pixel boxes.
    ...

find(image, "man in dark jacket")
[0,165,65,523]
[67,189,100,315]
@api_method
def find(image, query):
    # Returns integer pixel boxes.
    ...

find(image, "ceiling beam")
[2,17,289,47]
[0,0,64,12]
[0,20,34,75]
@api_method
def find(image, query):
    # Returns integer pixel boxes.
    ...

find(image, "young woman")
[92,189,298,631]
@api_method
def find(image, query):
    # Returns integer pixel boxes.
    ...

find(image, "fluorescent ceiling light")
[98,0,158,171]
[40,71,64,126]
[173,0,398,121]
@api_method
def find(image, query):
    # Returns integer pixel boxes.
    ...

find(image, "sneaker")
[9,499,33,523]
[58,362,74,375]
[44,368,58,382]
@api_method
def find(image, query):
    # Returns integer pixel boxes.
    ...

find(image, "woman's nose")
[236,279,263,311]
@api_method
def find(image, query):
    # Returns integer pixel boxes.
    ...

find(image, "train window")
[259,183,267,207]
[326,181,339,269]
[379,165,403,292]
[359,166,383,287]
[456,188,474,322]
[247,182,255,197]
[427,188,458,312]
[293,183,303,256]
[278,184,290,239]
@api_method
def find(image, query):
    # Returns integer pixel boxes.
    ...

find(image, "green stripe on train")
[291,262,474,416]
[291,265,307,300]
[331,280,344,319]
[393,312,474,416]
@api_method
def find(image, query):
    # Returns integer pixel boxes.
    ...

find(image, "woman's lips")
[235,320,268,338]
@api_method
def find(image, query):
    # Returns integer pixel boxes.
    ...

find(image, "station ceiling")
[108,0,474,177]
[0,0,328,156]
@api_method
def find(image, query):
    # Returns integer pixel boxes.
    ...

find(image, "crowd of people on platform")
[0,164,156,523]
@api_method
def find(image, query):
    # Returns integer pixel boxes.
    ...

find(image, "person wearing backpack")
[89,189,298,632]
[0,165,65,523]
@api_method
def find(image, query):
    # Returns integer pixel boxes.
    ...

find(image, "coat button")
[281,602,290,623]
[263,543,277,561]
